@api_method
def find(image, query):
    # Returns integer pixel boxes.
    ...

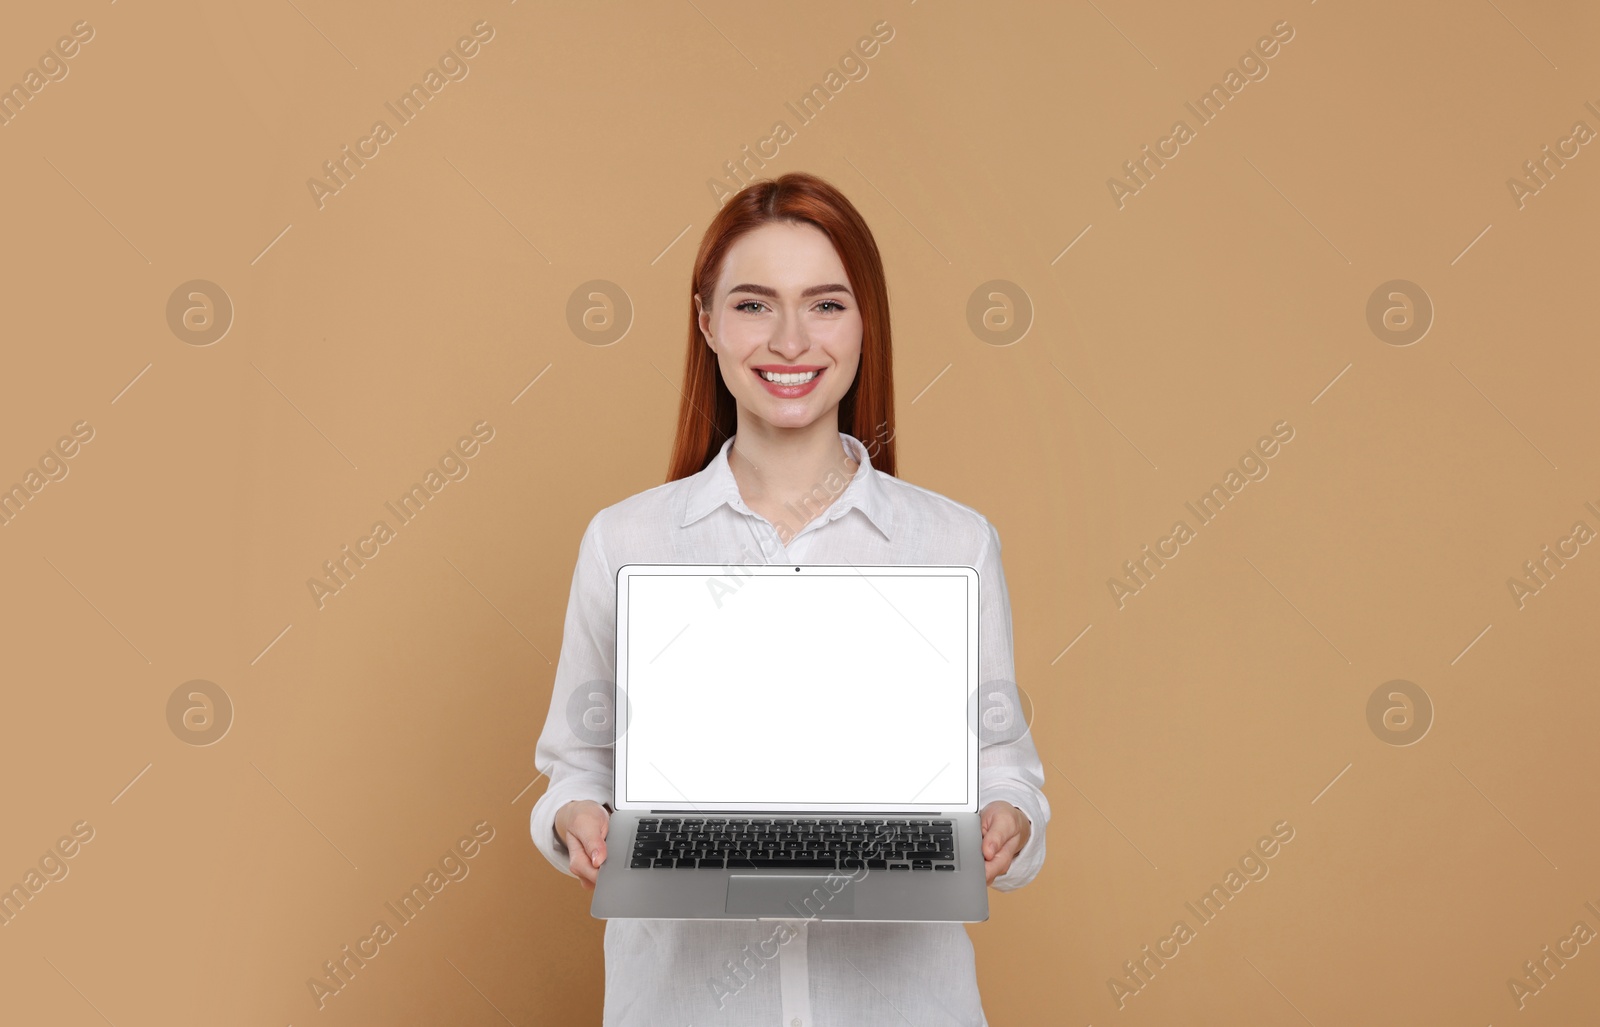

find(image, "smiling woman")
[531,171,1050,1027]
[671,175,895,482]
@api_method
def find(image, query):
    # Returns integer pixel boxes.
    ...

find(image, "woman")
[530,171,1050,1026]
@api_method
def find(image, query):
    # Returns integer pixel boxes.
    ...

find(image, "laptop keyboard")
[628,817,957,871]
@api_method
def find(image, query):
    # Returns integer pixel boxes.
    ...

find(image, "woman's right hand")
[554,799,610,890]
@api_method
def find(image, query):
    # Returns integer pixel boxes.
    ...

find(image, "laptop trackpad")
[726,875,856,917]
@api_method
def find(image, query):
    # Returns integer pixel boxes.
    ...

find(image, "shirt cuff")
[529,772,611,877]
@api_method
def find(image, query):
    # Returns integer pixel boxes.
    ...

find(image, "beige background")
[1,0,1596,1023]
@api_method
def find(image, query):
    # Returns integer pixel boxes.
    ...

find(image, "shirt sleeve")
[974,519,1052,891]
[529,509,618,877]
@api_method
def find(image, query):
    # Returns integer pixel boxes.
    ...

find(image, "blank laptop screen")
[622,570,970,807]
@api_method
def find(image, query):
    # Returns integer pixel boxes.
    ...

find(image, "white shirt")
[530,432,1051,1027]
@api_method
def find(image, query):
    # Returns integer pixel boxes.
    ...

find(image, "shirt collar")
[679,431,895,541]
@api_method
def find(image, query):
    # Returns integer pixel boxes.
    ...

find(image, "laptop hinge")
[646,809,944,815]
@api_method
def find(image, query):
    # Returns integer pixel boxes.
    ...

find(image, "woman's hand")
[980,801,1031,886]
[554,799,610,890]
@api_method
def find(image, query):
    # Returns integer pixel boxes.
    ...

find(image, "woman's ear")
[694,294,712,349]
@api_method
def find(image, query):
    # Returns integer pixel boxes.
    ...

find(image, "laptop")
[590,562,988,922]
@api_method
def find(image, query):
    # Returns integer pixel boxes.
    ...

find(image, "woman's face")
[697,220,863,433]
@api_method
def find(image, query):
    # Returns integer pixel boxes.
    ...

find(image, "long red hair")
[665,171,896,481]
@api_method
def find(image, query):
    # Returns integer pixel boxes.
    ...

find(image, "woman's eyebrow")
[727,283,853,298]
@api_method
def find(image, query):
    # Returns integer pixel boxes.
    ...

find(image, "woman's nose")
[768,313,808,358]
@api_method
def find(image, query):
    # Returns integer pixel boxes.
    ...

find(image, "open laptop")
[590,563,988,922]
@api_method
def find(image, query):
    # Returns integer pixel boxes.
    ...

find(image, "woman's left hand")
[980,801,1032,885]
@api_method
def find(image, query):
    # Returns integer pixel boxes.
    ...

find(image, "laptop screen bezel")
[610,563,981,814]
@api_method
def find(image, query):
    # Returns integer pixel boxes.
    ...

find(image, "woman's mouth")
[754,367,824,397]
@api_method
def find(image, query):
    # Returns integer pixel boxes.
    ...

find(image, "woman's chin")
[741,401,838,432]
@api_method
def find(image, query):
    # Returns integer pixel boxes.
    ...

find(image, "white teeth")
[758,370,820,385]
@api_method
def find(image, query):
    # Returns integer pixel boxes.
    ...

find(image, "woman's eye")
[733,299,846,313]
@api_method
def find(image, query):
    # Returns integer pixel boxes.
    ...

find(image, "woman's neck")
[727,419,860,541]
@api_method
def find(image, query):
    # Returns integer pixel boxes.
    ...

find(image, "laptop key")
[727,857,837,870]
[696,857,726,869]
[912,860,934,870]
[867,859,888,869]
[630,858,651,868]
[651,858,675,868]
[889,863,911,870]
[935,864,955,871]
